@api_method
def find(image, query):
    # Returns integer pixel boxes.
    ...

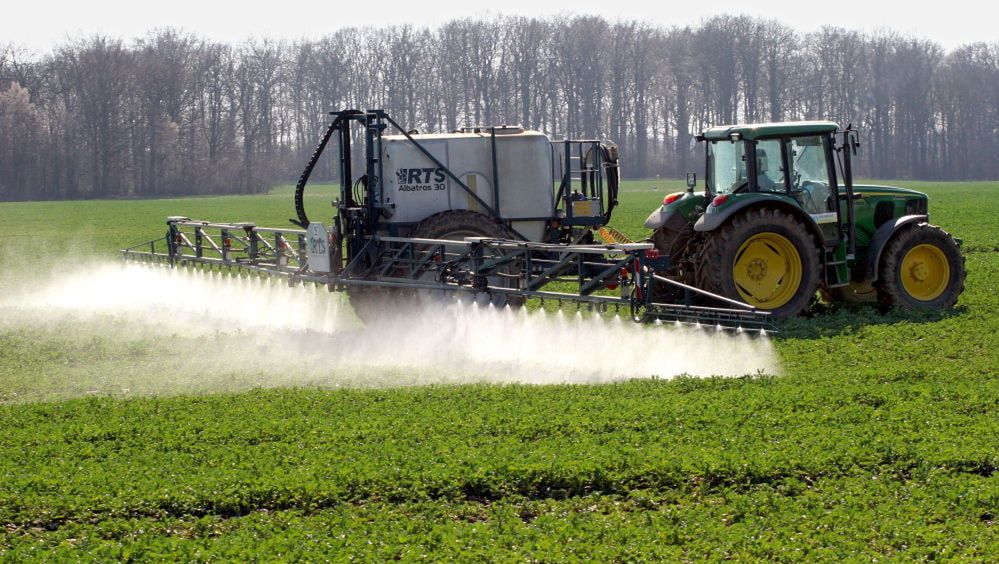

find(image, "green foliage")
[0,180,997,559]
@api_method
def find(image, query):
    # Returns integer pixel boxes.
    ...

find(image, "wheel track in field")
[3,453,994,532]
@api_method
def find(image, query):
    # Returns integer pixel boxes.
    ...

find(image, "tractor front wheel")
[697,207,820,319]
[876,223,965,309]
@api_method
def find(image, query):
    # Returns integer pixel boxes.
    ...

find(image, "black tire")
[696,207,821,319]
[649,223,699,301]
[652,223,697,267]
[347,286,413,325]
[408,210,523,308]
[347,211,522,325]
[651,225,687,257]
[875,222,965,309]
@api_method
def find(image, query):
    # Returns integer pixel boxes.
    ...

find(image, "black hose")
[353,175,367,206]
[601,143,620,224]
[290,116,341,228]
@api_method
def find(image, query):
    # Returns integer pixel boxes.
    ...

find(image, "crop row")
[2,467,996,560]
[1,363,995,525]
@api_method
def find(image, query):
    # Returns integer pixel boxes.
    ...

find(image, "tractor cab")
[698,122,844,246]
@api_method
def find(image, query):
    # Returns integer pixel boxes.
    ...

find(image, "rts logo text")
[396,168,446,184]
[396,168,447,192]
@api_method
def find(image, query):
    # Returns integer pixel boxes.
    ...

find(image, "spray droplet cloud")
[0,262,780,401]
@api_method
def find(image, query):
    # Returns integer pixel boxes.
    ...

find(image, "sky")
[2,0,996,54]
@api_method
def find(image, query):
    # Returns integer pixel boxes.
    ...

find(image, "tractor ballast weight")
[645,121,966,317]
[122,109,773,332]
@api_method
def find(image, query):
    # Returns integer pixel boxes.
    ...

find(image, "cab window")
[754,139,785,193]
[788,136,833,214]
[707,140,747,195]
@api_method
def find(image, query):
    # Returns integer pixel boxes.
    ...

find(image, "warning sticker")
[810,212,838,224]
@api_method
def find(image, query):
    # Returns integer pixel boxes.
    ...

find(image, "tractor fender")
[644,193,704,230]
[645,206,692,240]
[644,205,678,230]
[863,214,928,283]
[693,194,826,248]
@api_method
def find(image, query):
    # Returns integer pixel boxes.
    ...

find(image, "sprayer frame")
[121,109,772,332]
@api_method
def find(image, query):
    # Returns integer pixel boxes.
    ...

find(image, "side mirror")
[685,172,697,192]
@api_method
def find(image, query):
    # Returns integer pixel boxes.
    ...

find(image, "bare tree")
[0,16,995,202]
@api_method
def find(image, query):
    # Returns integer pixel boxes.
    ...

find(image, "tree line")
[1,15,997,201]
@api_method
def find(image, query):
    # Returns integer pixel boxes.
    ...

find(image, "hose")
[600,142,620,224]
[353,176,367,206]
[291,115,341,228]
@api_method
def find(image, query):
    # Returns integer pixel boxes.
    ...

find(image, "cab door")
[786,135,841,244]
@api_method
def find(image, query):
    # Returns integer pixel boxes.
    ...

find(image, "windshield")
[707,140,747,195]
[707,138,791,195]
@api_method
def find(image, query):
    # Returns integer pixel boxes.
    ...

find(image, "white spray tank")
[378,126,555,242]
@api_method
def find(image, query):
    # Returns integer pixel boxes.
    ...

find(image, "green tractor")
[645,122,966,318]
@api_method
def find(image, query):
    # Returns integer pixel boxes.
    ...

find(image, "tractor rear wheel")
[648,223,699,303]
[651,223,695,259]
[651,222,698,285]
[876,223,965,309]
[697,207,820,319]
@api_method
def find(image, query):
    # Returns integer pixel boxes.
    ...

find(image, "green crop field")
[0,180,997,560]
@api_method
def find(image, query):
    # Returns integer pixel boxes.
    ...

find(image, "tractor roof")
[700,121,840,141]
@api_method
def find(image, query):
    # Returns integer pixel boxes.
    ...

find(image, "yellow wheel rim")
[732,232,803,309]
[900,244,950,301]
